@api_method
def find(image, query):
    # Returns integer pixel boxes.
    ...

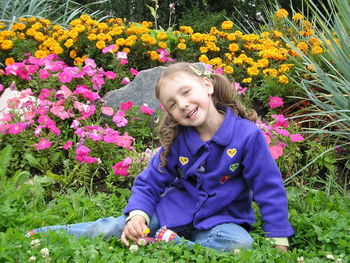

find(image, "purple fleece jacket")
[124,107,295,237]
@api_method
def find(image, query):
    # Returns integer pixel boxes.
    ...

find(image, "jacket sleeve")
[123,148,177,219]
[241,128,295,237]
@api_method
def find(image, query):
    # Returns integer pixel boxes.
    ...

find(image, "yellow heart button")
[227,148,237,158]
[179,156,189,165]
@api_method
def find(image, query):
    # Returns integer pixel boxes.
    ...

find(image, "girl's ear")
[203,77,214,95]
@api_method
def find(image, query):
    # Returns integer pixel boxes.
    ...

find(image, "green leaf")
[24,153,42,170]
[0,145,13,179]
[13,170,30,188]
[146,4,156,19]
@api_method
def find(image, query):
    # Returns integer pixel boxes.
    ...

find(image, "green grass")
[1,173,349,263]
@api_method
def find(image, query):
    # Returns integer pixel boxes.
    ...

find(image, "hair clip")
[189,65,212,78]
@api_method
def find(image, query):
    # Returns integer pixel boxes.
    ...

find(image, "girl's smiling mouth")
[187,107,198,119]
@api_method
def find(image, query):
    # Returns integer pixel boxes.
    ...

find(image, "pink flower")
[0,84,3,92]
[36,138,52,150]
[156,49,174,63]
[101,106,114,116]
[115,132,134,149]
[56,85,72,99]
[84,58,97,68]
[34,125,44,137]
[63,141,73,150]
[39,69,50,79]
[269,96,284,108]
[47,124,61,135]
[103,128,120,143]
[112,157,133,176]
[274,127,290,137]
[269,144,284,159]
[92,74,105,90]
[113,110,128,127]
[102,44,116,54]
[25,110,36,120]
[120,101,133,111]
[8,123,25,134]
[140,104,155,115]
[116,51,128,60]
[75,145,99,163]
[130,68,140,76]
[104,71,117,79]
[121,77,130,85]
[214,67,224,74]
[290,133,305,142]
[233,82,247,95]
[88,131,103,141]
[38,115,55,125]
[58,67,77,83]
[50,105,70,120]
[272,114,289,128]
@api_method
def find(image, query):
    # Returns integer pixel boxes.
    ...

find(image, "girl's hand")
[275,245,288,252]
[121,215,148,246]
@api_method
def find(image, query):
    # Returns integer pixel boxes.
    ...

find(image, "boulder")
[103,63,206,110]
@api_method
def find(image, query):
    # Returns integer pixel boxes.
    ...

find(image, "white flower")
[108,246,113,250]
[137,238,147,246]
[336,259,342,263]
[234,249,241,255]
[40,248,49,258]
[30,239,40,249]
[326,254,334,260]
[297,257,305,263]
[29,256,36,262]
[129,244,139,252]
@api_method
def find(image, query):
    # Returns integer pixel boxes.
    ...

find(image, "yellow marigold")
[209,57,222,66]
[96,40,106,49]
[31,22,43,30]
[116,38,125,46]
[206,42,217,51]
[88,33,97,41]
[307,64,316,72]
[1,40,13,50]
[12,23,26,31]
[34,49,48,58]
[256,58,269,68]
[279,75,289,84]
[221,21,234,30]
[80,14,91,21]
[260,32,270,38]
[64,39,74,48]
[177,43,186,50]
[247,67,259,76]
[297,41,308,52]
[34,32,46,42]
[312,45,323,54]
[122,47,130,53]
[198,54,209,63]
[28,17,37,23]
[226,33,236,41]
[179,26,193,34]
[198,46,207,53]
[225,53,232,60]
[70,50,77,58]
[276,9,289,18]
[141,21,153,28]
[158,41,167,49]
[26,28,36,36]
[5,57,15,65]
[309,37,321,46]
[40,19,51,26]
[263,68,278,77]
[233,58,243,65]
[19,17,27,22]
[272,31,283,38]
[52,45,63,55]
[278,64,290,73]
[19,33,26,39]
[191,33,202,42]
[98,22,108,31]
[229,43,239,52]
[242,78,252,83]
[70,19,81,26]
[148,51,159,60]
[75,24,86,33]
[224,65,234,74]
[293,13,304,21]
[302,20,312,29]
[157,32,168,40]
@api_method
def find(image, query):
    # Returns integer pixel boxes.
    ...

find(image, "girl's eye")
[183,90,190,95]
[169,102,176,109]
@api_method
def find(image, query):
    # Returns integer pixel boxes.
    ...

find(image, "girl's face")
[158,72,217,129]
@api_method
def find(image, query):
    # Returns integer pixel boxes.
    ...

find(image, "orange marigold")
[276,9,289,18]
[221,21,234,30]
[5,57,15,65]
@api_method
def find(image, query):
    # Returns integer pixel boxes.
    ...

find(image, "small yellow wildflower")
[242,78,252,83]
[297,41,309,52]
[199,46,208,53]
[158,41,167,49]
[64,39,74,48]
[229,43,239,52]
[247,67,259,76]
[276,9,289,18]
[1,40,13,50]
[312,45,323,54]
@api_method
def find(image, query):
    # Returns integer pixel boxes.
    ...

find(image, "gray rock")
[103,63,206,110]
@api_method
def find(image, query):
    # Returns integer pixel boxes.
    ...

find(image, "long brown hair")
[155,62,257,169]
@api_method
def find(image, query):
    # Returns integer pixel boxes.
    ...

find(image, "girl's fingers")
[120,231,129,246]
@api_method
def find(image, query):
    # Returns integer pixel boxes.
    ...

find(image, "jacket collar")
[183,107,235,155]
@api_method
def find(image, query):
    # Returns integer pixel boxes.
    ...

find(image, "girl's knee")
[88,216,125,238]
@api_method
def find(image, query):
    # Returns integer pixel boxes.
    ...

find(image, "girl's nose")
[178,99,189,110]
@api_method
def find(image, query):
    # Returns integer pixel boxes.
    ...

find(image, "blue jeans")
[29,214,253,251]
